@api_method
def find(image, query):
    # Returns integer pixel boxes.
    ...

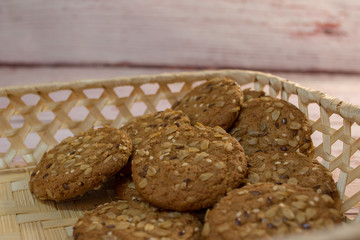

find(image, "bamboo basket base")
[1,172,119,240]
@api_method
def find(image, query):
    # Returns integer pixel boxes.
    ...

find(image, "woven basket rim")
[1,69,359,124]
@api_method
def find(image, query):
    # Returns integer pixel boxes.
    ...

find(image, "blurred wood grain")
[1,0,360,72]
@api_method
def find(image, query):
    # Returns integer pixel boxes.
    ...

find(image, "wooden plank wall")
[1,0,360,72]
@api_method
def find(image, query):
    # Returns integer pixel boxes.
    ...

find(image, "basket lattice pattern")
[0,70,360,240]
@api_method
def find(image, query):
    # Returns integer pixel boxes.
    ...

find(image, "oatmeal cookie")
[73,200,202,240]
[230,97,313,156]
[245,151,341,209]
[172,77,243,130]
[29,126,132,201]
[132,123,247,211]
[203,183,342,240]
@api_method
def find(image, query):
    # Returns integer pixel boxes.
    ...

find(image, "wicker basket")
[0,70,360,240]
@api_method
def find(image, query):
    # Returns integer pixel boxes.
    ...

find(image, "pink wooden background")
[1,0,360,73]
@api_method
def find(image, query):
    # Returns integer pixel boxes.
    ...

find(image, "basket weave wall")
[0,70,360,240]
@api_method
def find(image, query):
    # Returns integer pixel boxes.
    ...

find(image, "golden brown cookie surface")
[203,183,342,240]
[121,109,191,150]
[132,123,247,211]
[29,126,132,201]
[230,97,313,156]
[73,200,202,240]
[245,151,341,209]
[115,176,207,224]
[173,77,243,130]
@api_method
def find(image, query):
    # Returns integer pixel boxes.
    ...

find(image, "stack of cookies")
[29,77,343,240]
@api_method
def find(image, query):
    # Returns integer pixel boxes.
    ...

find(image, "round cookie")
[29,126,132,201]
[132,122,247,211]
[73,200,202,240]
[245,151,341,209]
[121,108,191,149]
[230,97,313,156]
[203,183,342,240]
[243,88,266,102]
[172,77,243,130]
